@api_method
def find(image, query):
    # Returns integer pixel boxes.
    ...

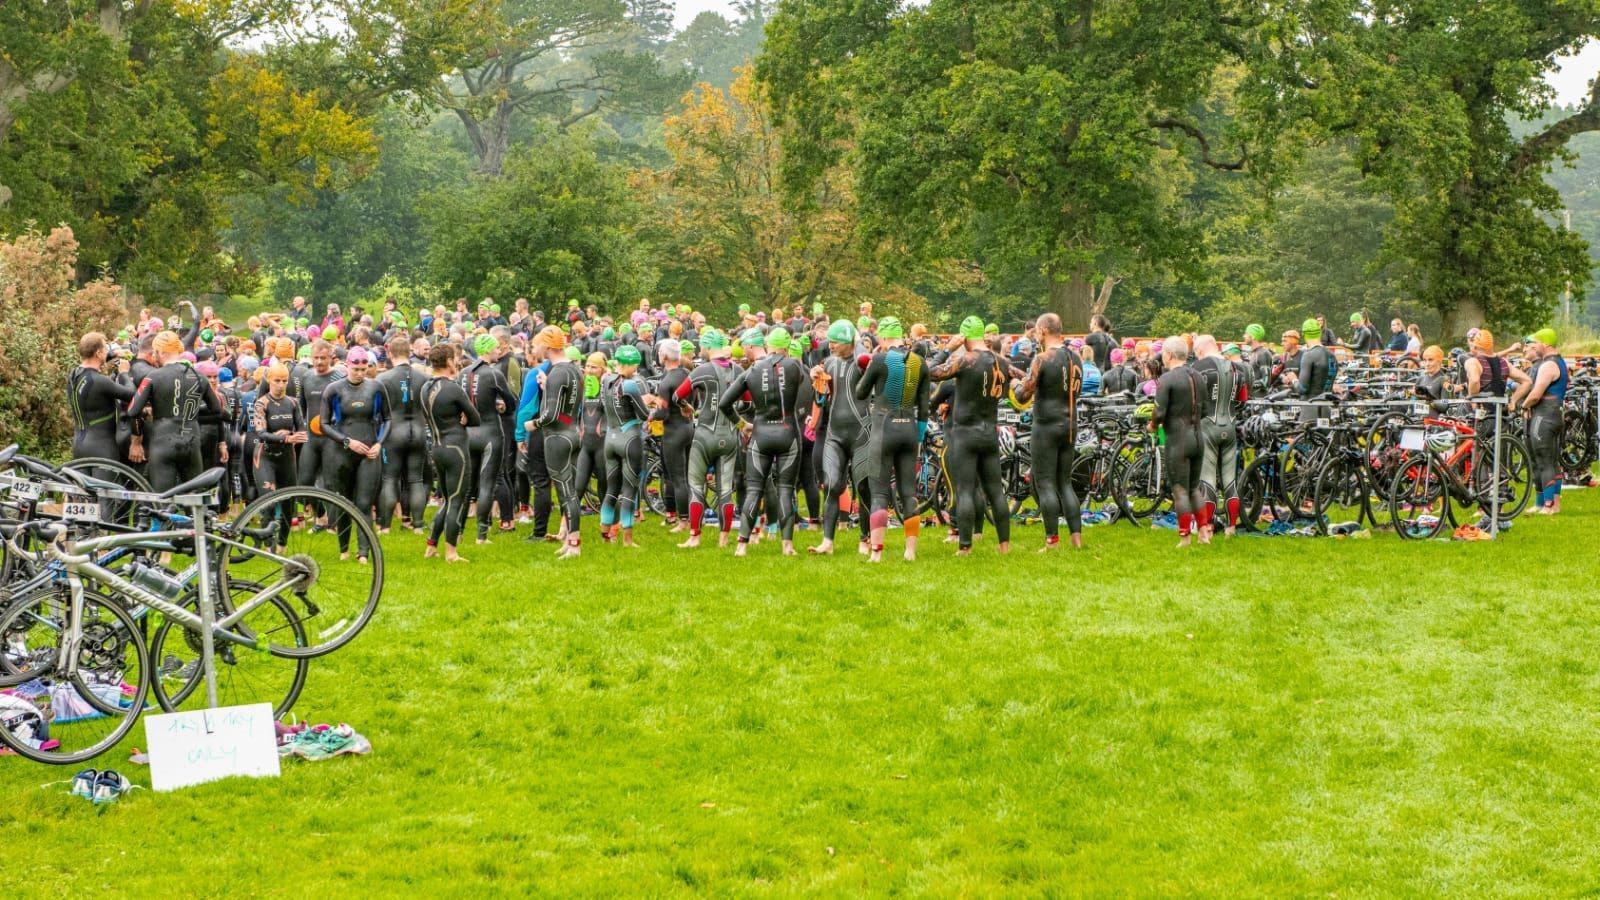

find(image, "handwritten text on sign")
[143,703,280,792]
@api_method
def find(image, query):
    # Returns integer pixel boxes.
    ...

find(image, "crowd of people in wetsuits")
[65,296,1574,561]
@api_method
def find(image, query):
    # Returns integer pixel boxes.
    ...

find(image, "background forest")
[7,1,1600,343]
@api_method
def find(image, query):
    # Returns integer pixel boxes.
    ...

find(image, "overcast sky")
[673,0,740,29]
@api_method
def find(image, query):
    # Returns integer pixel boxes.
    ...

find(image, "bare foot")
[858,540,871,556]
[1177,536,1191,548]
[997,542,1010,555]
[955,547,971,557]
[809,540,834,555]
[718,533,731,549]
[423,545,438,559]
[444,549,468,563]
[678,535,701,549]
[733,542,748,557]
[781,541,796,556]
[867,548,883,564]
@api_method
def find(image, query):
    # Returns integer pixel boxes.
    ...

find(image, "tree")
[0,1,377,296]
[0,227,124,456]
[1318,1,1600,337]
[638,69,933,322]
[664,2,773,91]
[758,0,1301,331]
[421,129,655,307]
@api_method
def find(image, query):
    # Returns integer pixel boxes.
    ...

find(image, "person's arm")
[853,355,882,402]
[456,386,482,429]
[1153,374,1171,430]
[915,361,932,424]
[929,348,967,381]
[1015,352,1044,403]
[252,397,281,442]
[1464,357,1483,396]
[514,364,543,440]
[320,387,350,445]
[716,367,752,428]
[1521,362,1555,408]
[372,389,390,445]
[1295,350,1316,397]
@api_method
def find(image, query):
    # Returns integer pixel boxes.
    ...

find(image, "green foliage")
[422,130,655,309]
[0,227,125,456]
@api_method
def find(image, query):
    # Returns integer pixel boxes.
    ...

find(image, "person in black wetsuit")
[376,335,428,532]
[1084,315,1115,371]
[534,330,585,558]
[675,330,743,549]
[459,333,517,543]
[68,332,135,462]
[127,331,224,492]
[292,341,343,493]
[421,343,479,563]
[1191,335,1246,537]
[250,364,307,526]
[854,316,933,562]
[573,352,608,526]
[808,320,873,555]
[1151,337,1204,547]
[1515,328,1569,515]
[195,361,237,507]
[599,344,652,546]
[930,317,1019,556]
[1243,324,1275,399]
[718,327,805,556]
[320,347,389,562]
[653,340,693,530]
[1014,314,1082,551]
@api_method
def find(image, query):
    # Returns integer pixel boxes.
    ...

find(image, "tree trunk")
[1439,296,1485,344]
[1047,265,1095,332]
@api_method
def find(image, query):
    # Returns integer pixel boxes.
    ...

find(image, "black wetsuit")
[128,363,223,492]
[1101,364,1137,396]
[421,376,480,547]
[1192,354,1244,526]
[1153,364,1203,534]
[678,359,742,536]
[930,349,1010,549]
[197,381,238,507]
[655,365,693,523]
[856,347,932,541]
[291,366,342,489]
[68,366,134,461]
[817,352,873,544]
[459,359,516,539]
[600,372,650,530]
[321,378,389,555]
[718,353,806,542]
[251,392,304,528]
[536,360,585,539]
[376,362,429,529]
[1020,345,1082,541]
[575,377,606,514]
[1247,346,1275,399]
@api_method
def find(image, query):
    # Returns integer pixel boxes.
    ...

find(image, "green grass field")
[4,492,1600,894]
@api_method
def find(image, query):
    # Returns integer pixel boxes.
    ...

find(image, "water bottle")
[127,561,185,600]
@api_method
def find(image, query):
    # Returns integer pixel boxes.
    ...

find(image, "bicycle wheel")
[639,444,667,516]
[61,457,152,528]
[1115,448,1168,523]
[1389,453,1449,540]
[1310,454,1371,535]
[219,486,381,658]
[0,588,151,765]
[1473,434,1531,519]
[149,579,308,718]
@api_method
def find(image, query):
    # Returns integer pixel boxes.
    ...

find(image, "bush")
[1148,308,1204,337]
[0,227,126,456]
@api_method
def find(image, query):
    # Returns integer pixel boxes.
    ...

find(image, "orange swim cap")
[152,331,183,355]
[1473,329,1494,352]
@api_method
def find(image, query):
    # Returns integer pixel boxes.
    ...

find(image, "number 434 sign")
[143,703,280,792]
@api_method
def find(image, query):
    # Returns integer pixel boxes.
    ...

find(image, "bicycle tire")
[1310,454,1371,535]
[219,486,382,659]
[1389,453,1450,540]
[149,580,309,718]
[0,589,151,765]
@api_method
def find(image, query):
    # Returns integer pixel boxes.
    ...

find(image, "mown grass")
[4,492,1600,894]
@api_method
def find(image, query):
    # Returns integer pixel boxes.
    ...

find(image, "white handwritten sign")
[143,703,280,792]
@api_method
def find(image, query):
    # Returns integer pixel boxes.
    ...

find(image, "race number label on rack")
[61,500,101,521]
[9,481,40,501]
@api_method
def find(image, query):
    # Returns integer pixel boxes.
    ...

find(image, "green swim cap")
[812,302,825,317]
[738,303,751,314]
[615,344,642,366]
[959,316,985,340]
[1528,327,1559,347]
[297,344,312,360]
[584,374,601,399]
[677,304,689,315]
[490,303,501,314]
[322,326,339,340]
[984,322,999,335]
[200,328,215,342]
[700,329,728,351]
[740,328,765,349]
[1222,343,1241,356]
[856,316,872,330]
[564,345,582,361]
[297,317,310,327]
[115,330,130,342]
[1302,318,1322,340]
[1348,312,1363,325]
[790,333,811,355]
[731,343,745,360]
[765,327,791,351]
[568,299,579,308]
[473,333,498,357]
[827,320,857,344]
[1245,323,1265,341]
[619,323,634,335]
[877,316,903,339]
[601,327,615,341]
